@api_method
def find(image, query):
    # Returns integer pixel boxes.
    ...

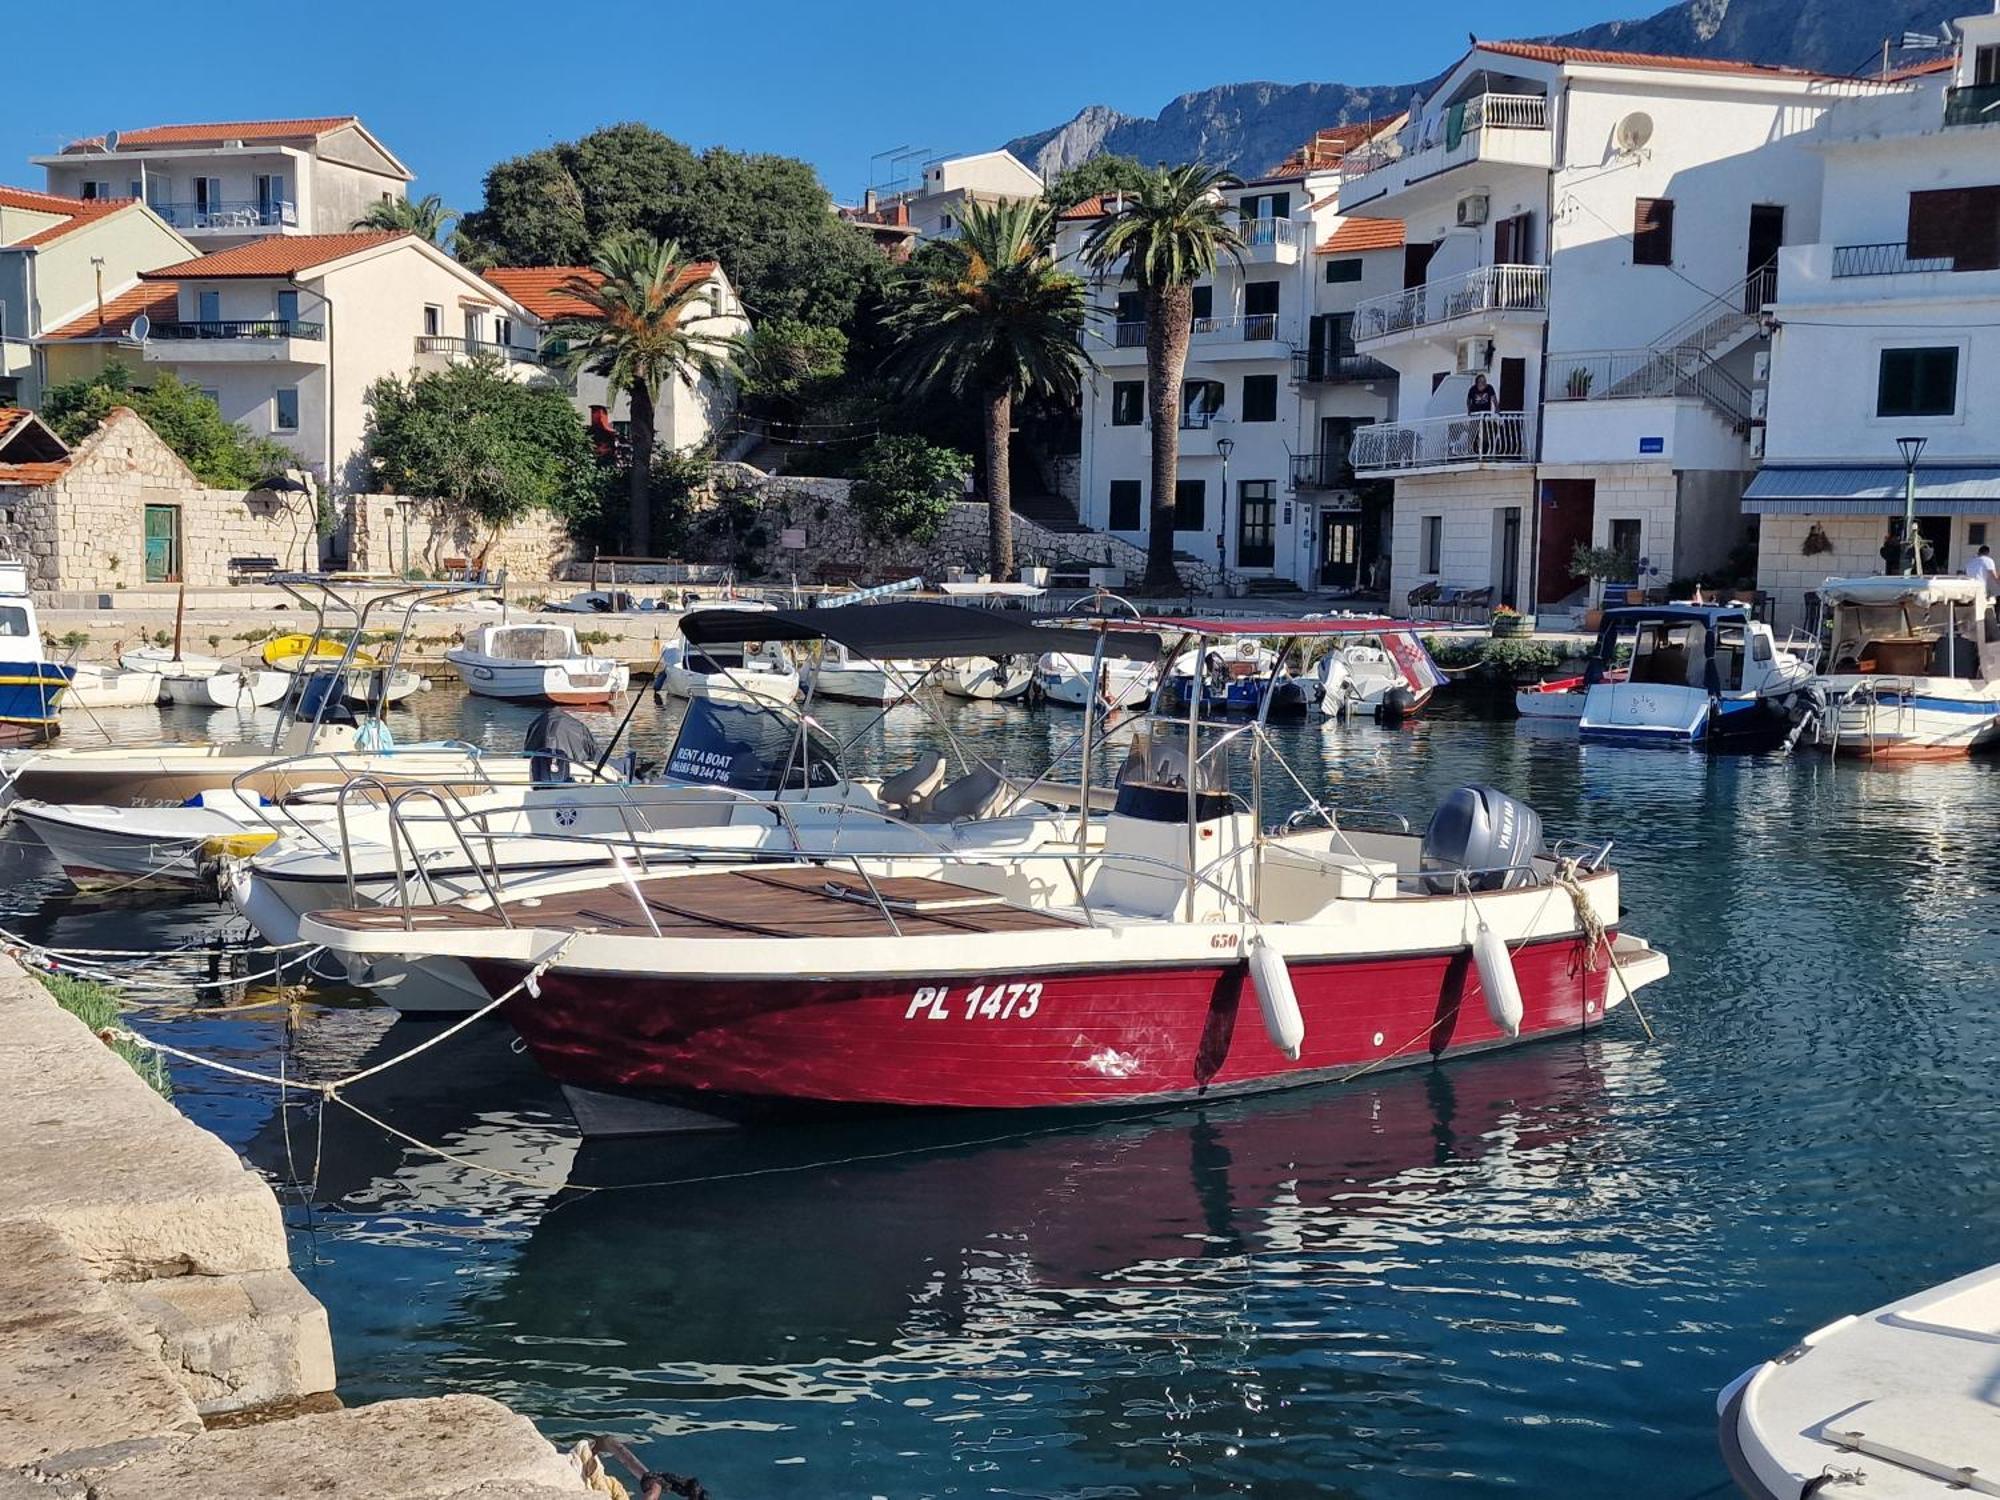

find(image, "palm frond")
[1079,163,1245,290]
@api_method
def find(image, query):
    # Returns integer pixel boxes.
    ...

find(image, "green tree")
[548,232,733,555]
[736,317,846,407]
[1083,164,1243,590]
[363,358,599,555]
[849,434,970,545]
[40,367,292,488]
[1044,153,1150,212]
[458,125,881,329]
[352,193,459,244]
[888,199,1088,577]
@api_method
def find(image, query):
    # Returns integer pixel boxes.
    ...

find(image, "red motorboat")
[303,611,1669,1135]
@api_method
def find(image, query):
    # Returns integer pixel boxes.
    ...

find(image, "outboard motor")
[1375,684,1418,724]
[522,708,600,784]
[296,672,358,728]
[1420,784,1543,893]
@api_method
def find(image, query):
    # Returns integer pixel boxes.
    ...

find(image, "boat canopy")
[1819,574,1986,607]
[679,600,1162,662]
[1598,604,1754,629]
[1123,615,1415,638]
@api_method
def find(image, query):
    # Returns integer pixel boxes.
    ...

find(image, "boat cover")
[679,600,1162,663]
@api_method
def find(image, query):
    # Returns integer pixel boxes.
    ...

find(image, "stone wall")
[347,494,574,582]
[2,408,311,591]
[1756,513,1884,631]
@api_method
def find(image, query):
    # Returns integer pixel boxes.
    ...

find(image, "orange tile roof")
[1317,218,1406,254]
[481,262,719,321]
[141,230,406,280]
[1058,194,1110,221]
[0,408,71,487]
[0,461,70,488]
[1882,55,1956,81]
[1477,39,1833,81]
[62,117,359,153]
[42,282,178,340]
[1266,119,1403,179]
[0,409,28,440]
[0,185,140,249]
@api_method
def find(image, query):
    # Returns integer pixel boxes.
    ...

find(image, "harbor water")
[10,686,2000,1497]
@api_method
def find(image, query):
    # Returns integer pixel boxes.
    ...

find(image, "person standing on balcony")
[1466,371,1498,456]
[1967,544,1998,596]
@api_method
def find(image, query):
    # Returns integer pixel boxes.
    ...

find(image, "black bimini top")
[677,600,1162,662]
[1599,604,1752,628]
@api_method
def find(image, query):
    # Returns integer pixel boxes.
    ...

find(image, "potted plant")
[1571,543,1639,630]
[1564,366,1596,400]
[1490,604,1533,639]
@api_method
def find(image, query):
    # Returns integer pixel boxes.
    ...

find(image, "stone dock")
[0,958,594,1498]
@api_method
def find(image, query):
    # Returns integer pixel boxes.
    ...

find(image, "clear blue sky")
[5,0,1630,211]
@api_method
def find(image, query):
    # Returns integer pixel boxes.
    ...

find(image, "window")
[464,309,485,345]
[1242,374,1278,422]
[1907,186,2000,272]
[274,387,300,431]
[127,180,143,200]
[0,300,7,342]
[1324,257,1363,284]
[1972,522,1990,547]
[1190,285,1213,323]
[1633,198,1675,265]
[1183,379,1224,427]
[1877,346,1960,418]
[940,212,954,230]
[496,316,513,349]
[1244,281,1280,317]
[275,290,299,328]
[1976,44,1999,86]
[1237,481,1276,568]
[80,180,109,200]
[1240,192,1290,221]
[1173,478,1206,531]
[1421,515,1442,574]
[0,378,18,408]
[197,289,220,324]
[1608,518,1643,563]
[1111,380,1144,426]
[1108,479,1142,531]
[423,304,442,337]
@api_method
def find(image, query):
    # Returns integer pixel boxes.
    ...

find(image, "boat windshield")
[663,697,841,793]
[1829,598,1987,680]
[1112,720,1250,821]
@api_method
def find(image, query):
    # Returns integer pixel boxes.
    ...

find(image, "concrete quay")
[0,958,592,1498]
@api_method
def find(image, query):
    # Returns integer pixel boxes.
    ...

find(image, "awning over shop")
[1742,466,2000,515]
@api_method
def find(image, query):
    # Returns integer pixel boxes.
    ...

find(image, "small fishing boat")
[302,614,1670,1134]
[119,646,224,678]
[546,589,667,614]
[941,656,1036,701]
[798,636,925,706]
[62,662,165,710]
[261,633,352,672]
[1812,575,2000,759]
[1308,619,1447,720]
[13,789,337,893]
[161,665,290,709]
[445,622,630,705]
[1719,1261,2000,1498]
[655,606,798,705]
[0,562,72,734]
[1035,651,1159,709]
[262,632,422,705]
[1577,604,1818,750]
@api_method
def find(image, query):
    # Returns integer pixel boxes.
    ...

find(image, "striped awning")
[1743,466,2000,515]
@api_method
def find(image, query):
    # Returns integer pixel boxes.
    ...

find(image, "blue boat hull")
[0,663,74,727]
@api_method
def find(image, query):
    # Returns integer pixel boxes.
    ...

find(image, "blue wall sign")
[1639,437,1665,454]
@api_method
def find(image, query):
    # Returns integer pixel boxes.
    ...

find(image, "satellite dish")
[129,313,149,342]
[1615,112,1655,153]
[104,130,120,152]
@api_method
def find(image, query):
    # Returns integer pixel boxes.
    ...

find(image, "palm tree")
[549,232,730,555]
[1082,164,1243,591]
[889,198,1088,578]
[352,193,459,245]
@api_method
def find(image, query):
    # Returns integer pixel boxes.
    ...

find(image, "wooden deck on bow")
[310,865,1080,939]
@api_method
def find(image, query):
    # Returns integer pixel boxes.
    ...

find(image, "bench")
[439,557,486,583]
[228,555,280,583]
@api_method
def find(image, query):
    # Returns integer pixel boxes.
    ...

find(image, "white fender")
[1248,934,1305,1060]
[1473,922,1524,1038]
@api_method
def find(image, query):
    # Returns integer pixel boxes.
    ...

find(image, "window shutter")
[1633,198,1674,265]
[1907,189,1966,263]
[1963,185,2000,272]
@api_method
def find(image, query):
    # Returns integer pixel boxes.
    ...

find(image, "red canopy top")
[1100,615,1414,638]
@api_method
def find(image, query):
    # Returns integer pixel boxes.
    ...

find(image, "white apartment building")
[1336,41,1887,613]
[0,187,193,406]
[481,264,749,451]
[1747,4,2000,627]
[888,150,1045,240]
[34,118,411,248]
[1065,122,1404,591]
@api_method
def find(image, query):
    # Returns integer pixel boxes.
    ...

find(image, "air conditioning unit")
[1750,387,1768,420]
[1455,336,1493,374]
[1750,425,1766,459]
[1456,193,1490,227]
[1752,350,1770,384]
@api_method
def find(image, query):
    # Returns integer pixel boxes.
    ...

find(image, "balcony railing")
[1291,349,1396,384]
[152,199,298,231]
[1180,409,1220,430]
[1352,412,1530,472]
[415,334,543,363]
[1289,451,1356,491]
[1831,242,1957,277]
[150,319,324,341]
[1112,320,1147,348]
[1338,92,1549,184]
[1193,313,1279,343]
[1353,264,1548,341]
[1546,348,1751,427]
[1228,215,1298,251]
[1945,82,2000,128]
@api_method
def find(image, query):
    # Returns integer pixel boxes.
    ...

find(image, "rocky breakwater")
[0,958,591,1498]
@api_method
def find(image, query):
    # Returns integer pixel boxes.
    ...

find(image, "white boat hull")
[162,669,291,709]
[1815,677,2000,759]
[13,796,301,892]
[942,662,1035,702]
[63,663,165,709]
[446,656,630,704]
[801,665,918,706]
[658,662,798,705]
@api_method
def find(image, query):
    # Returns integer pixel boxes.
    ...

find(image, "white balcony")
[152,199,298,234]
[142,319,327,365]
[1225,214,1299,264]
[414,334,545,367]
[1352,264,1548,347]
[1351,412,1532,474]
[1090,312,1290,363]
[1337,93,1553,213]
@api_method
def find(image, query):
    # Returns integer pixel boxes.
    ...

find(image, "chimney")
[863,187,878,214]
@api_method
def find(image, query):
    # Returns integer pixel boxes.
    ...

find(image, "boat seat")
[920,766,1008,823]
[879,750,946,818]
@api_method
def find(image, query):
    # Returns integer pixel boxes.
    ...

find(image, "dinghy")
[445,622,629,704]
[655,606,798,705]
[62,662,165,710]
[161,665,290,709]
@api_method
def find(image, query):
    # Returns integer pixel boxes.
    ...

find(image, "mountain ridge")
[1003,0,1964,179]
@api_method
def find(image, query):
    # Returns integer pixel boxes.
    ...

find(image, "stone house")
[0,406,305,589]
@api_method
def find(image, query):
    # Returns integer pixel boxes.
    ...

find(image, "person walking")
[1466,372,1498,457]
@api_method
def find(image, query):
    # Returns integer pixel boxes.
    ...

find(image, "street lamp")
[1897,435,1927,575]
[1214,436,1235,598]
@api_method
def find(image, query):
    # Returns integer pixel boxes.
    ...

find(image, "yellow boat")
[261,633,379,672]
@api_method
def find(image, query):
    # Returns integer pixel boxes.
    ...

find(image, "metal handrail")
[1353,263,1548,341]
[1545,346,1752,427]
[1351,412,1531,471]
[151,318,324,341]
[413,334,543,363]
[1830,242,1955,278]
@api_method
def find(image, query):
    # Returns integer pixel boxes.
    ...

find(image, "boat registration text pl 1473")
[905,983,1044,1021]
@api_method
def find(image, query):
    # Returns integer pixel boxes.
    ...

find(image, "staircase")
[1009,492,1093,535]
